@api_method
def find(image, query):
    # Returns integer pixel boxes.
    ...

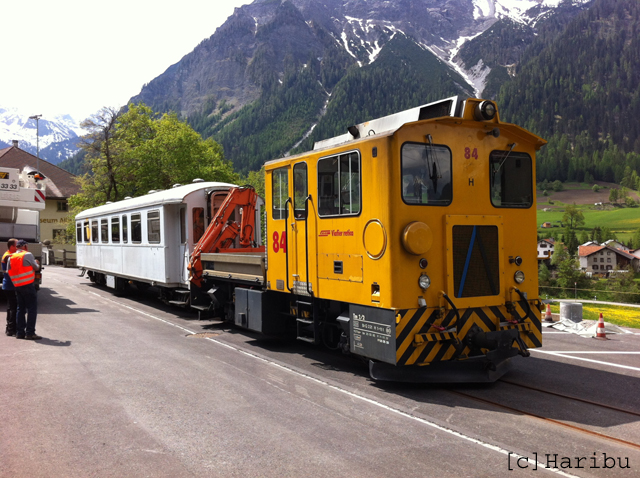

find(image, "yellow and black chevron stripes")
[414,331,458,343]
[395,300,542,366]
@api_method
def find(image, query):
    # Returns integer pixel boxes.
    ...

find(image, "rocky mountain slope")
[130,0,593,171]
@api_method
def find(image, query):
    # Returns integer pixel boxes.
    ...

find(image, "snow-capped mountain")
[128,0,592,171]
[0,106,84,164]
[132,0,592,118]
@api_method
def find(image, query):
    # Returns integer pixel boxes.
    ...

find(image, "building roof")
[579,244,637,260]
[0,145,79,199]
[538,238,555,245]
[578,245,604,257]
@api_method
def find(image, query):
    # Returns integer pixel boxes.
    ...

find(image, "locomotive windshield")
[490,150,533,208]
[401,142,452,206]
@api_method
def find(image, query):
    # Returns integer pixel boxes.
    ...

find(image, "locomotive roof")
[312,96,462,151]
[75,181,236,219]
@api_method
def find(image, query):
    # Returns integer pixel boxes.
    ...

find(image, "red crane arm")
[188,186,264,287]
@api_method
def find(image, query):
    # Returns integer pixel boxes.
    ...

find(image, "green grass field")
[538,206,640,239]
[550,303,640,329]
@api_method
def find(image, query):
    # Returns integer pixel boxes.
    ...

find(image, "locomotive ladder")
[295,299,318,344]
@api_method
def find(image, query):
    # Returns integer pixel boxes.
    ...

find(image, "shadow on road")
[35,337,72,346]
[30,288,100,315]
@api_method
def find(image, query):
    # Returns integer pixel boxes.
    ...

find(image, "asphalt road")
[1,267,640,478]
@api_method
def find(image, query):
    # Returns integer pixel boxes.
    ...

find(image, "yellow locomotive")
[77,95,545,382]
[262,96,545,381]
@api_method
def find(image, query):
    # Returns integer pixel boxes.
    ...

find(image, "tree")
[609,187,619,203]
[579,231,589,244]
[555,250,578,288]
[74,107,122,207]
[620,186,629,203]
[552,180,564,192]
[70,103,238,210]
[562,203,585,229]
[631,228,640,250]
[564,228,579,257]
[600,226,616,242]
[539,262,551,286]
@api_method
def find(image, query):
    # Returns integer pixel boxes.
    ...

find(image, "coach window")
[84,221,90,243]
[111,216,120,243]
[91,220,98,243]
[272,167,289,220]
[490,150,532,208]
[76,222,82,243]
[100,219,108,243]
[122,215,128,243]
[131,213,142,243]
[318,151,361,217]
[148,210,161,244]
[401,142,452,206]
[193,208,204,244]
[293,163,307,219]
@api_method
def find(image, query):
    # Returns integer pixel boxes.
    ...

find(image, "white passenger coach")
[75,181,264,292]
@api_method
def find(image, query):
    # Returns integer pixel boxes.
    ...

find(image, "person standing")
[2,238,18,336]
[8,240,41,340]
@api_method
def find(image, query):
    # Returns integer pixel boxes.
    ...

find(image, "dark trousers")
[15,283,38,337]
[4,289,17,334]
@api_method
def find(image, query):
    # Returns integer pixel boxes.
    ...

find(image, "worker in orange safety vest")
[2,238,18,336]
[8,240,41,340]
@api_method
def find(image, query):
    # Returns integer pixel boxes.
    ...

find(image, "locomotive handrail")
[305,195,313,297]
[284,198,292,292]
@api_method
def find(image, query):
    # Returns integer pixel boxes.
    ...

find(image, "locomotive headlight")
[474,100,497,121]
[514,270,525,284]
[418,274,431,290]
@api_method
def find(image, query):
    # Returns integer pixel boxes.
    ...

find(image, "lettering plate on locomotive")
[349,305,396,364]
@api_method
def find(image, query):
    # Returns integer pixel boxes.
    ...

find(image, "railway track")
[500,378,640,418]
[448,381,640,452]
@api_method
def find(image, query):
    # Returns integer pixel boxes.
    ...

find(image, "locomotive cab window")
[148,210,161,244]
[131,213,142,244]
[490,150,533,208]
[293,162,307,220]
[317,151,361,217]
[272,167,289,220]
[401,142,452,206]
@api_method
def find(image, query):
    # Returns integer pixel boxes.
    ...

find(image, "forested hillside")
[498,0,640,184]
[188,34,472,172]
[294,35,472,154]
[58,0,640,183]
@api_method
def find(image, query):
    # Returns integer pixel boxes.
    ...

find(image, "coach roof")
[75,182,236,220]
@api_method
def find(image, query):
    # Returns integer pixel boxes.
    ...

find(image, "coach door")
[179,206,188,283]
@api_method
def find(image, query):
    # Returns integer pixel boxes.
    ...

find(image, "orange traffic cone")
[544,303,553,322]
[595,313,608,340]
